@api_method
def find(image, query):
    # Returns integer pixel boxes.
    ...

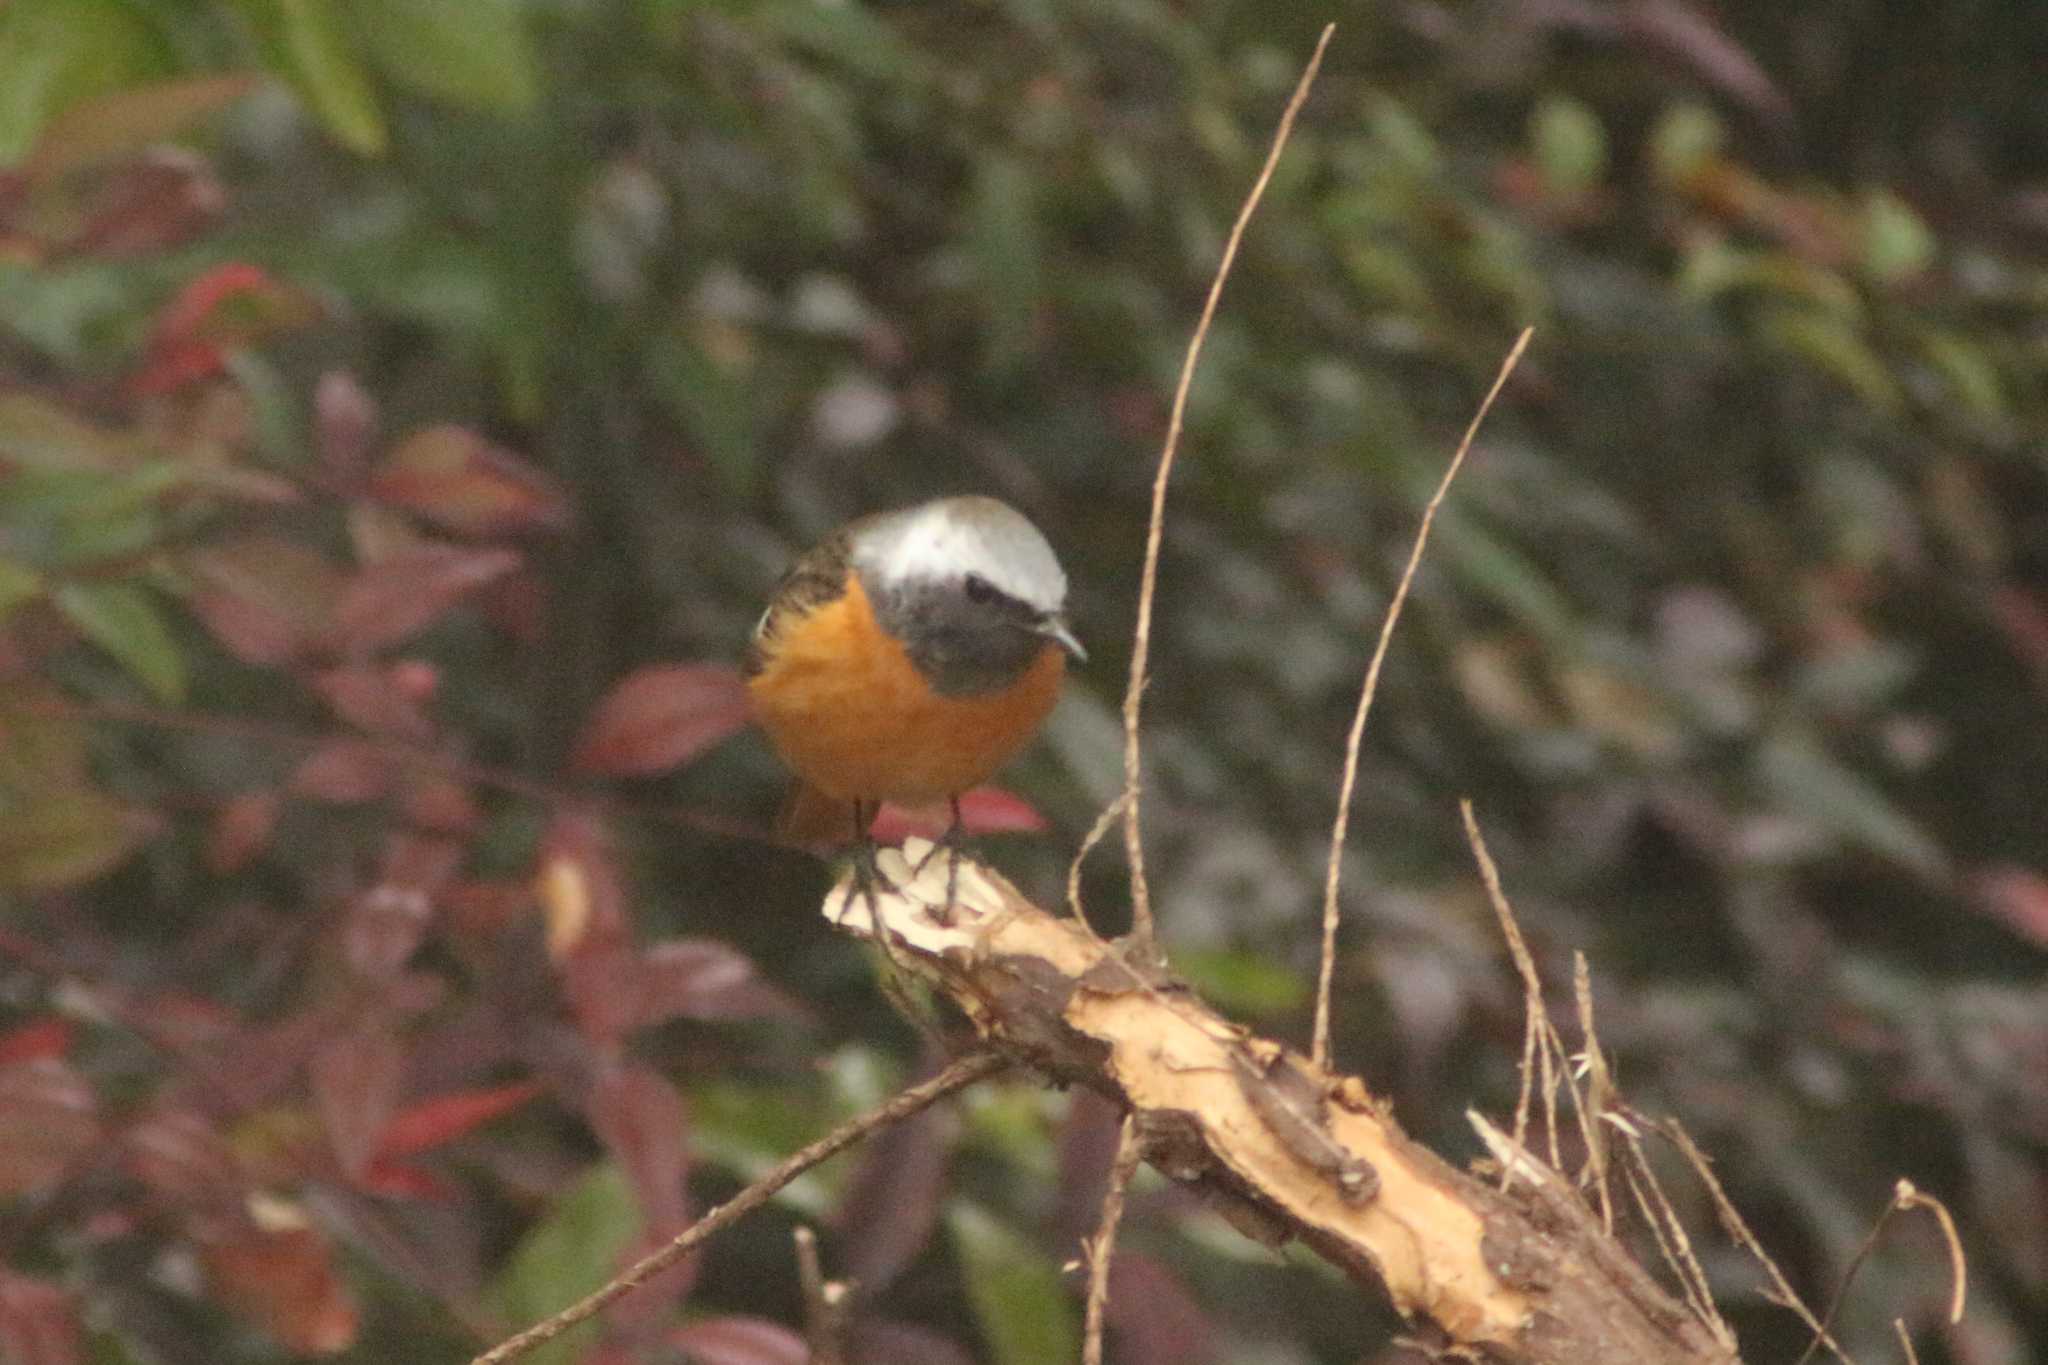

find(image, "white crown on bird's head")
[853,496,1070,618]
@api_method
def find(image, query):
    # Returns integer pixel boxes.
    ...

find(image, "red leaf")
[310,1019,404,1180]
[831,1100,947,1293]
[288,738,392,803]
[309,664,435,741]
[847,1320,976,1365]
[205,790,280,874]
[0,1018,73,1067]
[1971,865,2048,949]
[537,810,630,961]
[331,545,521,654]
[355,1156,459,1202]
[0,1271,83,1365]
[341,834,459,978]
[398,772,482,834]
[0,1061,99,1196]
[570,663,751,778]
[201,1219,358,1355]
[184,536,342,666]
[630,939,806,1026]
[1105,1252,1220,1365]
[123,1106,242,1208]
[586,1061,691,1239]
[440,878,535,943]
[367,425,572,537]
[867,785,1049,843]
[374,1080,544,1160]
[131,263,317,397]
[184,589,297,664]
[668,1316,808,1365]
[23,75,257,181]
[313,371,378,486]
[63,148,224,260]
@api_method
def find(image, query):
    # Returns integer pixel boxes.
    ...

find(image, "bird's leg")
[842,798,890,924]
[913,794,967,924]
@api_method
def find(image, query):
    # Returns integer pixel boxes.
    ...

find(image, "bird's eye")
[963,573,998,604]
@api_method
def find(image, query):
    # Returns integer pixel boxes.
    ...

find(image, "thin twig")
[1572,951,1615,1231]
[1311,328,1532,1069]
[1613,1113,1731,1344]
[1792,1179,1968,1365]
[1458,796,1561,1179]
[1065,792,1129,933]
[794,1226,849,1365]
[1080,1114,1144,1365]
[1103,22,1334,949]
[469,1051,1006,1365]
[1896,1181,1967,1325]
[1657,1116,1844,1362]
[30,694,763,845]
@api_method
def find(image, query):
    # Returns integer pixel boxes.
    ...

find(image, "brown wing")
[741,523,857,677]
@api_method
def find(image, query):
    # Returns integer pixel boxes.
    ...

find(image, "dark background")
[1,2,2044,1362]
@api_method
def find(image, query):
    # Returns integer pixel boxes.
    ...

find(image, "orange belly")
[747,574,1066,806]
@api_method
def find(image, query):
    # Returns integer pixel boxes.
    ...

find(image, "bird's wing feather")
[741,524,857,678]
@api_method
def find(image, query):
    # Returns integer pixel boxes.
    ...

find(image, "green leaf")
[1174,947,1311,1015]
[1530,94,1607,194]
[232,0,387,155]
[0,786,153,892]
[644,328,763,496]
[967,155,1043,377]
[1432,508,1578,643]
[949,1204,1078,1365]
[0,260,132,364]
[0,560,43,627]
[1362,92,1440,177]
[1917,328,2007,425]
[0,393,143,471]
[1648,102,1723,184]
[2,464,184,568]
[758,0,926,85]
[0,693,91,792]
[1752,730,1947,880]
[53,581,187,703]
[351,0,540,115]
[487,1164,640,1365]
[1860,190,1935,286]
[1758,307,1900,413]
[22,74,259,180]
[0,0,168,167]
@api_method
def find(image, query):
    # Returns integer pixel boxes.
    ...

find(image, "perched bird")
[744,495,1084,867]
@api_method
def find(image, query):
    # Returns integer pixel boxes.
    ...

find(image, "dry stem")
[1080,1113,1144,1365]
[794,1225,849,1365]
[1312,327,1533,1069]
[469,1051,1005,1365]
[1791,1179,1967,1365]
[1073,22,1335,948]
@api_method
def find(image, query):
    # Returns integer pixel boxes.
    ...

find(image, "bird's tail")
[775,781,858,851]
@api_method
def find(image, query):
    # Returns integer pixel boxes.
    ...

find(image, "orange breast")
[747,573,1066,806]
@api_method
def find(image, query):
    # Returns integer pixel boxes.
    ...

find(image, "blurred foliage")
[2,2,2046,1362]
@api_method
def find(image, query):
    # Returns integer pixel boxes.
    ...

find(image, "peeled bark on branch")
[829,844,1742,1365]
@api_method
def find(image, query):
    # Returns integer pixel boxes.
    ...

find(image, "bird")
[743,495,1084,890]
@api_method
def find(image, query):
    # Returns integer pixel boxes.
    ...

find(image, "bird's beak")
[1040,615,1087,662]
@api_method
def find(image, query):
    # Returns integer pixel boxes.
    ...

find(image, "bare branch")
[1460,798,1561,1173]
[834,844,1739,1365]
[1793,1179,1968,1365]
[1312,327,1533,1068]
[1080,1114,1143,1365]
[469,1051,1005,1365]
[1091,22,1334,948]
[795,1225,850,1365]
